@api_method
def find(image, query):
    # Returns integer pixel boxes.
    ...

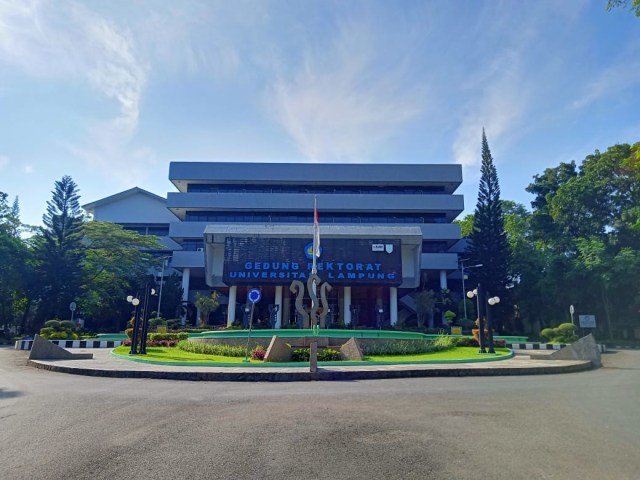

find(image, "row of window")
[181,240,451,253]
[184,211,448,224]
[182,240,205,251]
[122,224,170,236]
[421,241,450,253]
[186,184,446,194]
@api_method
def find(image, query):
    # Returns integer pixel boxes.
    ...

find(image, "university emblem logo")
[385,244,394,254]
[304,242,322,260]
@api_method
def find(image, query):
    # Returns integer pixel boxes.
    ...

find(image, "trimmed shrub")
[176,340,251,357]
[44,320,61,329]
[451,336,477,347]
[540,323,578,344]
[318,348,341,361]
[291,348,310,362]
[39,319,77,340]
[148,332,188,342]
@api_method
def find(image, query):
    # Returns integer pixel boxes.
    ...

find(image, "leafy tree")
[0,193,31,336]
[415,289,436,329]
[607,0,640,16]
[80,221,165,331]
[156,272,184,321]
[466,130,511,315]
[524,142,640,339]
[32,176,85,327]
[195,291,220,327]
[454,213,474,238]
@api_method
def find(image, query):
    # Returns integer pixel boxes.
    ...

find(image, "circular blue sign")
[248,288,262,304]
[304,242,322,260]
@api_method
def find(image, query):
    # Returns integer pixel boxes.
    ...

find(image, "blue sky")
[1,0,638,227]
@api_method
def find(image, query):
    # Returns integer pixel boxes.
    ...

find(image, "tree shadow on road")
[0,388,24,399]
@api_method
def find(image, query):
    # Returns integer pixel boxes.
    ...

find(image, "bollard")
[310,341,318,373]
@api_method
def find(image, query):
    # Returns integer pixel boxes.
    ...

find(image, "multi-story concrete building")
[166,162,464,328]
[83,162,464,328]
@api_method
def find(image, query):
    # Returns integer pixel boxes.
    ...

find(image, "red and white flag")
[313,197,320,258]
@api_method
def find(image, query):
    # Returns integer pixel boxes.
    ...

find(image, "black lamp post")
[127,295,141,355]
[467,283,487,354]
[139,284,156,355]
[486,293,500,354]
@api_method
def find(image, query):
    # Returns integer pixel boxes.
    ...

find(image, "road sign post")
[69,302,77,325]
[244,289,262,362]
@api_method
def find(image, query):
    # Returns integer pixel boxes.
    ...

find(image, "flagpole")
[312,195,319,328]
[312,195,318,274]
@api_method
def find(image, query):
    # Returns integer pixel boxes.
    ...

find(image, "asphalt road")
[1,347,639,480]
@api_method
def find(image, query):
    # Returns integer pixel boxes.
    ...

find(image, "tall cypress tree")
[33,176,85,325]
[466,130,511,299]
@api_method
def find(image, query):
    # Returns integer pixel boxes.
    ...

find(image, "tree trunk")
[601,283,613,339]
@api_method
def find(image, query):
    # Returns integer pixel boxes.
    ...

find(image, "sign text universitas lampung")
[223,237,402,286]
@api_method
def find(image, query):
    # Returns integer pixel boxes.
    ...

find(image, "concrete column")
[440,270,448,290]
[283,289,290,327]
[439,270,448,326]
[343,286,352,325]
[227,285,237,327]
[275,285,283,329]
[390,287,398,326]
[180,268,191,327]
[181,268,191,301]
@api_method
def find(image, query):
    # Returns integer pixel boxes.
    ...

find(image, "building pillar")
[390,287,398,326]
[283,288,290,327]
[181,268,190,302]
[343,286,352,325]
[180,268,191,326]
[275,285,283,329]
[440,270,448,290]
[439,270,448,326]
[227,285,237,327]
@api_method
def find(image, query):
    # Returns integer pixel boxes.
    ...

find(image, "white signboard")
[579,315,596,328]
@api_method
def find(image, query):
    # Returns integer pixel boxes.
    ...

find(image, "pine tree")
[466,130,511,298]
[33,176,85,325]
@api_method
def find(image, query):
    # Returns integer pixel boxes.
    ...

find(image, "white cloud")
[0,0,150,181]
[571,45,640,109]
[0,155,8,170]
[452,49,528,173]
[23,164,33,174]
[267,21,426,161]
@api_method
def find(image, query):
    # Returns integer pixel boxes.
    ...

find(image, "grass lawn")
[366,347,511,363]
[112,345,259,364]
[113,345,512,365]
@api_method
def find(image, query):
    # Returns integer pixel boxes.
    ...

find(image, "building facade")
[83,162,464,328]
[166,162,464,328]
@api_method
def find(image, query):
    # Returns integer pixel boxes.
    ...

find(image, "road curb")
[27,358,594,382]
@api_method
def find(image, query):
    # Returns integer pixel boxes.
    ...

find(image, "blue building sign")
[223,237,402,286]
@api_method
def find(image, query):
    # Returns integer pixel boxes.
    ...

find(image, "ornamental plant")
[540,323,578,344]
[251,347,266,360]
[39,319,78,340]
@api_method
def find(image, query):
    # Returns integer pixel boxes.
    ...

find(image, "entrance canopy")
[203,224,423,289]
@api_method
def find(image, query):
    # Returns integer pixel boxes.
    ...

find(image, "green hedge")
[148,332,189,342]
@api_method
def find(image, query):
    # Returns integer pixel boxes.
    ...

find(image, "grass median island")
[113,345,259,364]
[113,343,512,365]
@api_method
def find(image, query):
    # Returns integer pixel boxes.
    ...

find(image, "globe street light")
[486,295,500,354]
